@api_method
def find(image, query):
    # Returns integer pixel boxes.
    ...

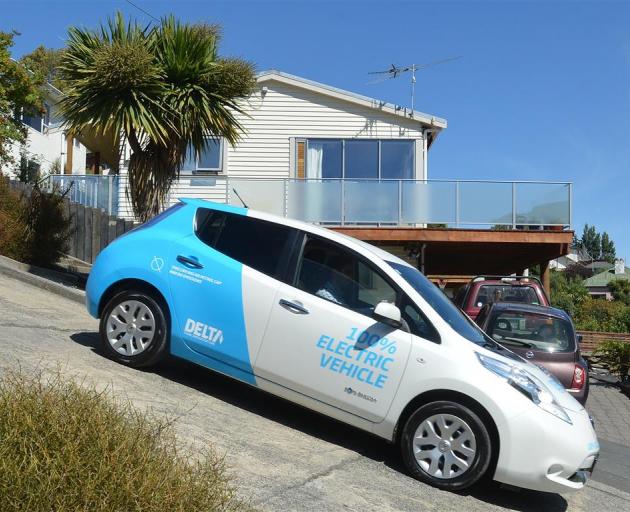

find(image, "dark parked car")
[475,302,589,405]
[454,276,550,320]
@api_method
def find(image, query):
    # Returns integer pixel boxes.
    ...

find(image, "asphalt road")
[0,272,629,512]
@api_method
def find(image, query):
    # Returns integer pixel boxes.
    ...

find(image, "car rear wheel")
[400,400,492,491]
[99,290,169,368]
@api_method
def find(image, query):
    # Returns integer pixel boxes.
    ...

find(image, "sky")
[3,0,629,260]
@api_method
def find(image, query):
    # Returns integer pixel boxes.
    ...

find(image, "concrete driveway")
[0,272,629,512]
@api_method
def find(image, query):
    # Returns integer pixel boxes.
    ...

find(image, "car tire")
[400,400,493,491]
[99,290,170,368]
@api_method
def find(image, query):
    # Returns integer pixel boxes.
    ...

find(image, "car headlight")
[477,353,572,425]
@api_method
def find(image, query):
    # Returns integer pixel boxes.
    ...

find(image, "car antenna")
[232,188,248,208]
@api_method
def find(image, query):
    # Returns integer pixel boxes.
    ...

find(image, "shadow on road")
[71,331,567,512]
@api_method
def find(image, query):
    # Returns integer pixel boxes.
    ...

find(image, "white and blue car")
[86,199,599,493]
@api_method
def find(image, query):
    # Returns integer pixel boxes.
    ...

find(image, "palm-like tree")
[59,13,255,221]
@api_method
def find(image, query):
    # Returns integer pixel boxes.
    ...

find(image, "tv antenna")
[368,56,462,113]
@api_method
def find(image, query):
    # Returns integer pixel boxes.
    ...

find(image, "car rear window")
[475,284,539,308]
[195,208,295,279]
[489,311,574,352]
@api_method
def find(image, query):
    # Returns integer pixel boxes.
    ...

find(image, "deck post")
[540,260,551,296]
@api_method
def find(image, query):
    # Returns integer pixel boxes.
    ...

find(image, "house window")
[22,111,43,132]
[182,137,223,173]
[302,139,414,180]
[21,102,51,133]
[306,139,342,179]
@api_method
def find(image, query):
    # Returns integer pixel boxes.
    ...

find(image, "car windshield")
[488,311,575,352]
[474,284,539,308]
[388,261,489,346]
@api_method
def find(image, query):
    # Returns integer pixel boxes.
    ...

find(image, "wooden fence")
[8,179,135,264]
[577,331,630,353]
[64,200,135,264]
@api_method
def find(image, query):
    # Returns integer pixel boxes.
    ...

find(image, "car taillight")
[571,364,586,390]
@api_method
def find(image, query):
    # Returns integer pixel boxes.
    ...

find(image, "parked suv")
[86,199,598,493]
[475,303,589,404]
[454,276,550,320]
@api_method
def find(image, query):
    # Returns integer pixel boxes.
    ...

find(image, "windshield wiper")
[501,337,534,348]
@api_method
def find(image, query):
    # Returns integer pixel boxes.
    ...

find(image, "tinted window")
[195,208,294,279]
[401,297,440,343]
[297,237,396,317]
[489,311,574,352]
[388,261,488,345]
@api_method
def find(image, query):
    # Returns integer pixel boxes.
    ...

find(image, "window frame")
[289,231,440,343]
[299,138,416,180]
[182,137,224,174]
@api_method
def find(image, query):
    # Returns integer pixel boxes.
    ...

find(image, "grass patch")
[0,370,251,512]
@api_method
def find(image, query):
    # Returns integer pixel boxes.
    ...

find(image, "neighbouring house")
[583,258,630,300]
[63,70,574,292]
[549,247,590,271]
[1,82,88,178]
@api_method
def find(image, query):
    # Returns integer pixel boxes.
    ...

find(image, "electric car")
[86,199,599,493]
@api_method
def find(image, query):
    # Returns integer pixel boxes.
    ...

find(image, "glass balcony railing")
[224,178,572,229]
[48,175,572,229]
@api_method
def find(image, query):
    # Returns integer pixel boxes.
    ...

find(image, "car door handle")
[176,255,203,269]
[279,299,309,315]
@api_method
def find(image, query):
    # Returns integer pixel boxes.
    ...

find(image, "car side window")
[400,297,440,343]
[195,208,295,280]
[296,237,396,318]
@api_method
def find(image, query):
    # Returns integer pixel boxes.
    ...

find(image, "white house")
[116,70,447,219]
[2,82,87,179]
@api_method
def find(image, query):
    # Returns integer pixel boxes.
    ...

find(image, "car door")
[168,207,296,382]
[255,234,414,423]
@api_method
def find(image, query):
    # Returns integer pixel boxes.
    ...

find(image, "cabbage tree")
[59,13,255,221]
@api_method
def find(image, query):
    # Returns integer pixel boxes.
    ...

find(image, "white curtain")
[306,144,323,179]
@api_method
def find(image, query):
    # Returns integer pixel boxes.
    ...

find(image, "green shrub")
[550,270,589,318]
[0,178,28,260]
[21,184,71,266]
[594,340,630,382]
[0,370,251,512]
[574,298,630,333]
[0,178,70,267]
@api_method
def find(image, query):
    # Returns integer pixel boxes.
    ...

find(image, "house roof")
[257,70,448,133]
[583,266,630,287]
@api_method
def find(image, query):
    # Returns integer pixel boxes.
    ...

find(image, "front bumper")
[494,404,599,493]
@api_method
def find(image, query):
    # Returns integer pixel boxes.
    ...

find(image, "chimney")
[614,258,625,275]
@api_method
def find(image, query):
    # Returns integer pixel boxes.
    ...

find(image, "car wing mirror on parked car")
[576,334,583,344]
[373,301,402,329]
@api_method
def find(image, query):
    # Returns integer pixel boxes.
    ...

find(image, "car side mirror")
[373,301,402,328]
[577,334,583,344]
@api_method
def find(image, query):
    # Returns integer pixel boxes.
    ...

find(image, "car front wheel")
[400,400,493,491]
[99,290,169,368]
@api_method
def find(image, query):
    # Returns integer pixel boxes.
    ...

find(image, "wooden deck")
[331,227,573,278]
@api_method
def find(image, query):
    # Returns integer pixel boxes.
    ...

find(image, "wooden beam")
[331,227,573,245]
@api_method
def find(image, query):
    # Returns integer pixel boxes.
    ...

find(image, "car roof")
[488,302,570,320]
[178,198,412,268]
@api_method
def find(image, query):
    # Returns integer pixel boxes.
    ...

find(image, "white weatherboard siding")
[117,72,443,220]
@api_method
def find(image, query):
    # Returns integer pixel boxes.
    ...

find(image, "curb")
[0,255,85,305]
[589,478,630,501]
